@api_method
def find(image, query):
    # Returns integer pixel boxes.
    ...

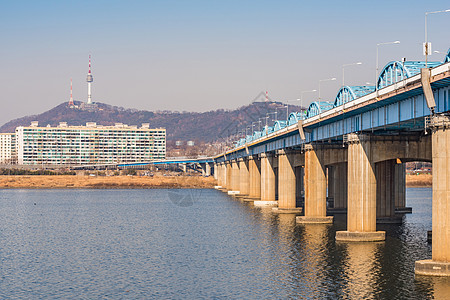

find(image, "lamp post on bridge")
[376,41,400,91]
[318,78,336,100]
[283,98,301,119]
[425,9,450,67]
[300,89,317,117]
[342,62,362,88]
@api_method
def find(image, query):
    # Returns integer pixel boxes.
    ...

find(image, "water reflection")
[0,188,447,299]
[339,241,383,299]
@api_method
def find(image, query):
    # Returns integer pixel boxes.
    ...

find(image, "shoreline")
[0,175,216,189]
[0,174,432,189]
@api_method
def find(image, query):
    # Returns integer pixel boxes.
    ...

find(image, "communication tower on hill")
[86,55,93,104]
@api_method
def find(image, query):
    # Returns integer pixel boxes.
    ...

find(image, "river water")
[0,188,449,299]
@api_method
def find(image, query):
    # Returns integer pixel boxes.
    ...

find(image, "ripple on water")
[0,188,448,299]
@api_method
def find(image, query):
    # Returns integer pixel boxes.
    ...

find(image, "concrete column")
[376,160,402,223]
[226,162,232,190]
[295,166,304,202]
[333,163,348,210]
[276,150,300,211]
[416,115,450,276]
[297,145,333,223]
[336,133,385,242]
[327,166,334,199]
[213,163,218,180]
[205,163,211,177]
[255,152,277,206]
[248,156,261,199]
[239,158,249,196]
[394,163,406,209]
[231,160,240,192]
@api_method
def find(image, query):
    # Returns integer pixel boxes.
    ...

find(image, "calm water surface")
[0,188,449,299]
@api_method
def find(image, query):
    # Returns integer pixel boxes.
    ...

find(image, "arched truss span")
[333,86,375,107]
[306,101,333,118]
[377,61,441,90]
[274,120,287,131]
[445,48,450,63]
[288,112,304,125]
[253,131,262,140]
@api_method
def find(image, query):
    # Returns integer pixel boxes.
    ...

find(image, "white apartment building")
[16,122,166,165]
[0,133,16,164]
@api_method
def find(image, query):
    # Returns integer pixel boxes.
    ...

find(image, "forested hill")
[0,101,302,142]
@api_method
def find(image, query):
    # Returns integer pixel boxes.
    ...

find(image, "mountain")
[0,101,303,142]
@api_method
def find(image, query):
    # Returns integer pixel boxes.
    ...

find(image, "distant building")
[15,122,166,165]
[175,141,183,146]
[0,133,16,164]
[187,141,195,146]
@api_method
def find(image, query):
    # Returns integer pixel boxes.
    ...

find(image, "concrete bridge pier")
[394,163,409,213]
[200,162,211,177]
[230,159,240,194]
[297,145,333,223]
[336,133,385,241]
[255,152,277,206]
[415,115,450,276]
[248,156,261,200]
[213,163,218,180]
[216,163,223,187]
[225,161,232,190]
[239,158,249,196]
[376,160,403,223]
[295,166,304,203]
[274,150,302,213]
[329,163,347,212]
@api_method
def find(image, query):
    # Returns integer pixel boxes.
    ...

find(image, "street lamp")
[318,78,336,100]
[300,90,317,114]
[342,62,362,87]
[425,9,450,67]
[376,41,400,90]
[284,98,301,118]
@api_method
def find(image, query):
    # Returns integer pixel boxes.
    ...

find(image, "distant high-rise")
[86,55,93,104]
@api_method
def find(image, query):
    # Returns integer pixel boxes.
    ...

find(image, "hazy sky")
[1,0,449,126]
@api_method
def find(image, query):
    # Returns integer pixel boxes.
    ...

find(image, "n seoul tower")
[86,55,93,104]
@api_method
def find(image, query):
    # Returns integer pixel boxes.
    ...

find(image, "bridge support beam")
[214,163,225,188]
[255,153,276,206]
[394,163,407,211]
[248,156,261,199]
[297,145,333,223]
[416,115,450,276]
[332,163,347,211]
[295,166,304,202]
[225,162,232,190]
[336,134,385,241]
[239,158,249,196]
[205,163,211,177]
[376,160,402,223]
[213,163,217,180]
[230,160,240,192]
[275,150,302,213]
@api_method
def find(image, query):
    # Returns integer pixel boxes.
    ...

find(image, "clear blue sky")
[1,0,449,126]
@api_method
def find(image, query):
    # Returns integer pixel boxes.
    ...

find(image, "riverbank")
[0,173,431,189]
[0,175,216,189]
[405,174,432,187]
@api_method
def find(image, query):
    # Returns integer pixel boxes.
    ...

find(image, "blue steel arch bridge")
[225,49,450,153]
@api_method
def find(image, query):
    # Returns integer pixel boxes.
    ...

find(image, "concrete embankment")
[0,175,216,189]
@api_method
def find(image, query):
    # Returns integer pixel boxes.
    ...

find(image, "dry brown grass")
[406,174,432,187]
[0,173,431,189]
[0,175,216,189]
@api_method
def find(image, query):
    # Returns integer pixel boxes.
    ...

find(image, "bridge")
[211,48,450,276]
[72,157,215,176]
